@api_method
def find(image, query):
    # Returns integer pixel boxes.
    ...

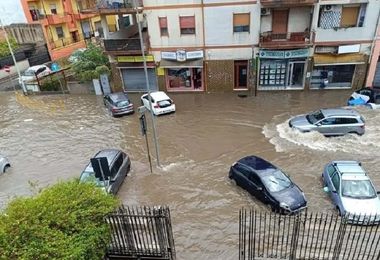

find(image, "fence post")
[332,214,347,260]
[289,213,301,260]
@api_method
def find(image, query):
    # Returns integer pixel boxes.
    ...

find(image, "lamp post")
[133,0,160,167]
[0,19,27,94]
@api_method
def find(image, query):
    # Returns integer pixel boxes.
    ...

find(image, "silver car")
[289,108,365,136]
[0,154,10,173]
[103,92,134,117]
[322,161,380,224]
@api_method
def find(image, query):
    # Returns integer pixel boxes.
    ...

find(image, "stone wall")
[352,62,368,90]
[110,62,123,92]
[205,60,234,92]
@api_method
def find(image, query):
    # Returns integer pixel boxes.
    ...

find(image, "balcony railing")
[77,0,143,12]
[260,31,313,47]
[50,35,84,49]
[261,0,316,7]
[103,38,146,54]
[46,14,72,25]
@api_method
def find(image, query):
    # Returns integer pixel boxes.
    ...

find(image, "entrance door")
[234,61,248,89]
[287,61,305,88]
[272,10,288,39]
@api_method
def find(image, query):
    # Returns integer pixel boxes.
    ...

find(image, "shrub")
[40,77,61,91]
[0,180,119,260]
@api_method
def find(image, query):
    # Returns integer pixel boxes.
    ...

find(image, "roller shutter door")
[121,68,158,92]
[373,61,380,87]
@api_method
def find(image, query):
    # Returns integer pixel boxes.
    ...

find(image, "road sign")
[90,157,111,181]
[139,114,147,136]
[138,105,147,114]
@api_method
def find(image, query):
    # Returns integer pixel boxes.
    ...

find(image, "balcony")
[260,32,314,49]
[103,32,149,55]
[77,0,143,14]
[46,14,72,25]
[50,34,84,49]
[261,0,316,7]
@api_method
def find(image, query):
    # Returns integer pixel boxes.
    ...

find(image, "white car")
[141,91,175,116]
[20,65,52,84]
[0,154,10,173]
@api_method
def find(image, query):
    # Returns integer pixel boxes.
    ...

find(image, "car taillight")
[112,107,118,112]
[360,125,365,129]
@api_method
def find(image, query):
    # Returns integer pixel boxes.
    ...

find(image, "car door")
[317,117,337,135]
[338,117,358,134]
[233,164,252,192]
[330,171,342,209]
[248,173,268,203]
[109,153,124,194]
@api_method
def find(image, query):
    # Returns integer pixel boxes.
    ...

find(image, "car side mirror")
[323,186,329,193]
[257,187,263,191]
[316,123,322,126]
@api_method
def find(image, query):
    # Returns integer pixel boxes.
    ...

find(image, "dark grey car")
[103,92,134,117]
[289,108,365,136]
[79,149,131,195]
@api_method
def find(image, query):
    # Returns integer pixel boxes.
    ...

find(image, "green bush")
[0,37,18,58]
[0,180,119,260]
[40,77,61,91]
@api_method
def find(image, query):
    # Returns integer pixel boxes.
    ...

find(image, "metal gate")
[121,68,158,92]
[373,61,380,87]
[239,209,380,260]
[106,205,176,260]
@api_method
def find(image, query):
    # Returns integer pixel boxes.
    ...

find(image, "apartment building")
[21,0,106,60]
[366,25,380,88]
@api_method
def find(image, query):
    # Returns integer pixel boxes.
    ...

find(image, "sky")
[0,0,27,25]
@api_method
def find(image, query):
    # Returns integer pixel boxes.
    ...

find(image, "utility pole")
[0,19,27,95]
[133,0,161,167]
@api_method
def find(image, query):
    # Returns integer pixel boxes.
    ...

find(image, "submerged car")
[20,65,52,83]
[322,161,380,224]
[0,154,10,173]
[229,156,307,213]
[79,149,131,195]
[289,108,365,136]
[103,92,134,117]
[141,91,175,116]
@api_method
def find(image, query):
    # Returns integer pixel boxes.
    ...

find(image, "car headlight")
[280,202,290,209]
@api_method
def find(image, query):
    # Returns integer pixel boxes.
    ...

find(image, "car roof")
[238,156,277,174]
[321,108,361,117]
[332,161,369,179]
[27,65,48,71]
[84,149,121,171]
[149,91,170,100]
[109,92,129,101]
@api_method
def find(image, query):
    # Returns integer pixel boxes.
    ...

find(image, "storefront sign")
[161,50,204,62]
[117,55,155,63]
[259,49,309,59]
[338,44,360,54]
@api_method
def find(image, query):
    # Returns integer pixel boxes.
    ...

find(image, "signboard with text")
[259,49,309,59]
[161,50,204,62]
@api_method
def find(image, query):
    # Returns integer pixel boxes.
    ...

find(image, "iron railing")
[106,205,176,260]
[260,31,311,43]
[76,0,143,11]
[103,38,144,52]
[239,209,380,260]
[49,35,84,49]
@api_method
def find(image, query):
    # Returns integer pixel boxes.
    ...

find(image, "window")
[159,17,168,36]
[249,173,262,187]
[179,16,195,35]
[331,173,340,192]
[56,26,64,39]
[50,4,57,14]
[336,118,358,124]
[327,165,336,177]
[110,154,123,178]
[310,65,355,89]
[261,171,292,193]
[321,118,337,125]
[341,6,359,27]
[318,4,366,29]
[233,13,250,33]
[236,164,251,179]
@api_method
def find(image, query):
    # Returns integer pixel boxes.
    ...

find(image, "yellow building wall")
[48,24,69,42]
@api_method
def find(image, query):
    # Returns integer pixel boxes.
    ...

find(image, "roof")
[321,108,361,117]
[150,91,170,100]
[238,156,277,173]
[333,161,367,178]
[109,92,129,101]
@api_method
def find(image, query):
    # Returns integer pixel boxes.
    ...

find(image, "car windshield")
[80,171,106,187]
[116,100,130,107]
[24,69,36,76]
[306,110,325,124]
[342,179,377,199]
[262,170,293,192]
[158,100,172,108]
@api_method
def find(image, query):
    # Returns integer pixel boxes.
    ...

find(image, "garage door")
[373,61,380,87]
[121,68,158,92]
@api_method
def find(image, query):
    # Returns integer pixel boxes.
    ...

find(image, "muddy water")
[0,90,379,259]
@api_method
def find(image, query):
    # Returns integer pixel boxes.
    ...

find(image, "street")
[0,90,379,259]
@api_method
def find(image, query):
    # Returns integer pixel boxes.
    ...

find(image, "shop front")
[258,49,309,90]
[117,55,158,92]
[159,50,204,92]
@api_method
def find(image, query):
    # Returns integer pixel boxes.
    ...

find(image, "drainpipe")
[365,5,380,87]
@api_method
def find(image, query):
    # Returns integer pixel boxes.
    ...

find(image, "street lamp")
[133,0,161,167]
[0,18,27,94]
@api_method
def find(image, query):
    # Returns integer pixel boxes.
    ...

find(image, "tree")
[0,180,119,260]
[0,37,18,58]
[71,44,110,82]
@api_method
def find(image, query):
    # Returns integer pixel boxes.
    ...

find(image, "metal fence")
[106,206,176,260]
[239,209,380,260]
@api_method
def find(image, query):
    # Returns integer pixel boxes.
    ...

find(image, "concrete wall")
[260,7,311,33]
[205,60,234,92]
[0,60,29,79]
[5,24,45,44]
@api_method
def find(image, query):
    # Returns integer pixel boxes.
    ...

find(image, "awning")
[314,53,366,66]
[159,59,203,68]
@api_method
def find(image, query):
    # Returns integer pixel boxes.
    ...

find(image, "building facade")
[20,0,105,60]
[366,23,380,88]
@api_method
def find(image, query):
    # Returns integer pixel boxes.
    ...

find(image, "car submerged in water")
[229,156,307,214]
[289,108,365,136]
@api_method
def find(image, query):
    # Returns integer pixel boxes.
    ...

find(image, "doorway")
[234,61,248,89]
[287,61,306,88]
[272,10,288,39]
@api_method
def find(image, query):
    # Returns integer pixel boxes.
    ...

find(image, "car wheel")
[3,164,10,173]
[228,171,233,179]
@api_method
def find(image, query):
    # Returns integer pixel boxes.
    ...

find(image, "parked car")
[0,154,10,173]
[141,91,175,116]
[79,149,131,195]
[288,108,365,136]
[103,92,134,117]
[322,161,380,224]
[229,156,307,214]
[20,65,52,84]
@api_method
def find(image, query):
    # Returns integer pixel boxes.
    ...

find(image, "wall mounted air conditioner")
[323,5,339,12]
[261,8,271,16]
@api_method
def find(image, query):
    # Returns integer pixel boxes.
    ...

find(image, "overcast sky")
[0,0,27,25]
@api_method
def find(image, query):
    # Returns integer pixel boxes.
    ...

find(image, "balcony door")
[272,10,288,38]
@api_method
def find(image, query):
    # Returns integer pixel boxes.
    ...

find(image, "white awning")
[159,59,203,68]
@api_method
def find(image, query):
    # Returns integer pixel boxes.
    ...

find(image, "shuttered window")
[233,13,250,32]
[159,17,168,36]
[179,16,195,35]
[341,6,359,27]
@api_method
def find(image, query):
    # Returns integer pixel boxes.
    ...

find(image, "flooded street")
[0,90,380,259]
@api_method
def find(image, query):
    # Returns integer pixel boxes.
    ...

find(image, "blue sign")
[51,63,60,72]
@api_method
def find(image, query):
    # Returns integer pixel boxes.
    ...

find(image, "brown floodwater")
[0,90,379,259]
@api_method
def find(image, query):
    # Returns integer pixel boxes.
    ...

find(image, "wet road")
[0,90,379,259]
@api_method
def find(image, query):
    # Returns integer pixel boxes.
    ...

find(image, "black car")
[229,156,307,213]
[79,149,131,195]
[103,92,134,117]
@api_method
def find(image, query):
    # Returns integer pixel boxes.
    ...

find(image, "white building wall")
[313,0,380,42]
[205,48,253,60]
[143,0,201,7]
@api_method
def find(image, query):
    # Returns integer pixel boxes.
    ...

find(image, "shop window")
[56,26,64,39]
[310,65,355,89]
[259,60,287,87]
[50,4,57,14]
[167,68,203,90]
[179,16,195,35]
[159,17,168,36]
[233,13,250,33]
[318,4,366,29]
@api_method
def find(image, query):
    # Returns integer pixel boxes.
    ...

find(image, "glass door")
[287,61,306,88]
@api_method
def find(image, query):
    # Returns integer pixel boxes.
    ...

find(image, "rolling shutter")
[121,68,158,92]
